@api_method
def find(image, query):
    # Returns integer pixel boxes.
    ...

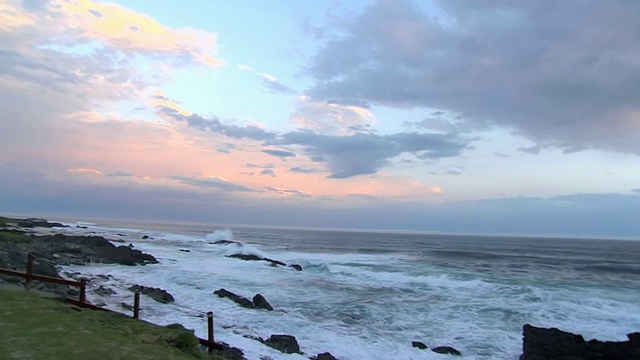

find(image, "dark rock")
[290,264,303,271]
[412,341,428,349]
[129,285,174,303]
[214,288,254,308]
[263,334,301,354]
[212,240,241,246]
[141,235,149,239]
[209,341,246,360]
[179,249,191,252]
[521,324,640,360]
[228,254,262,261]
[431,346,461,356]
[252,294,274,311]
[310,352,337,360]
[95,285,116,296]
[227,254,287,267]
[17,218,66,228]
[98,245,158,266]
[120,302,134,311]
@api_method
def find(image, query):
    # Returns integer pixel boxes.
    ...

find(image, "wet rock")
[290,264,303,271]
[141,235,149,239]
[412,341,428,349]
[263,334,301,354]
[129,285,175,303]
[310,352,337,360]
[227,254,262,261]
[214,288,254,308]
[226,254,287,267]
[120,302,134,311]
[212,240,241,246]
[95,285,116,296]
[521,324,640,360]
[431,346,462,356]
[252,294,273,311]
[179,249,191,252]
[210,341,246,360]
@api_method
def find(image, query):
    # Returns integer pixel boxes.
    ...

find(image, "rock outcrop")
[263,334,301,354]
[310,352,337,360]
[214,289,274,311]
[252,294,274,311]
[214,288,255,309]
[129,285,175,303]
[411,341,428,349]
[520,324,640,360]
[431,346,462,356]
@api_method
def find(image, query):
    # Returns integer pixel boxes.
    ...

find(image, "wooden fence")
[0,253,221,351]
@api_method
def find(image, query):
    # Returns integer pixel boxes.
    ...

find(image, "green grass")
[0,216,19,227]
[0,230,33,243]
[0,289,229,360]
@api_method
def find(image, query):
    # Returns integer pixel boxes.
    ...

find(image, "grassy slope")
[0,288,227,360]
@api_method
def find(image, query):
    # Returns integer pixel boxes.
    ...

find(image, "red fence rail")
[0,252,222,351]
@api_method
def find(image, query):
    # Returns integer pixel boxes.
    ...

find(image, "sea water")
[53,221,640,360]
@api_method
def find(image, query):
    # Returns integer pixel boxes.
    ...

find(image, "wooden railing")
[0,253,222,351]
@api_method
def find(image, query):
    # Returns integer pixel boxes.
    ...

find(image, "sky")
[1,0,639,238]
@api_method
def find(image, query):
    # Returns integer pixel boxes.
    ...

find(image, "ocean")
[52,220,640,360]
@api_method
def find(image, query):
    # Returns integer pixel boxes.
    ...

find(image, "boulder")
[290,264,303,271]
[214,288,254,309]
[129,285,174,303]
[263,334,301,354]
[521,324,640,360]
[412,341,428,349]
[431,346,461,355]
[252,294,274,311]
[209,341,246,360]
[310,352,337,360]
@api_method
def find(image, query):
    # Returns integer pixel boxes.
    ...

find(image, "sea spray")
[53,221,640,360]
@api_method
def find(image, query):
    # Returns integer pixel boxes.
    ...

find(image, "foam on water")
[54,223,640,360]
[205,229,234,242]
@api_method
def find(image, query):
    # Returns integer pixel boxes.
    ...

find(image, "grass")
[0,289,229,360]
[0,230,33,244]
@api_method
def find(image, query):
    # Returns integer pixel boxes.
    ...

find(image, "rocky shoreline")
[2,217,639,359]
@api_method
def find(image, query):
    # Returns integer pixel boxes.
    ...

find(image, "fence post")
[207,311,214,352]
[133,292,140,319]
[79,279,87,304]
[25,253,34,291]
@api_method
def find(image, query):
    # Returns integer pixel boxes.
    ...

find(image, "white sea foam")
[55,223,640,360]
[205,229,234,242]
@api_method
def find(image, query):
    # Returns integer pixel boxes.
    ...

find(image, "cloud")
[519,145,542,155]
[262,149,297,158]
[446,170,462,175]
[277,130,469,178]
[305,0,640,155]
[262,78,297,95]
[160,107,276,141]
[55,0,222,67]
[260,169,276,177]
[632,189,640,194]
[247,163,274,169]
[263,186,312,198]
[169,175,254,192]
[106,171,134,177]
[68,168,102,175]
[291,97,376,135]
[289,167,317,174]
